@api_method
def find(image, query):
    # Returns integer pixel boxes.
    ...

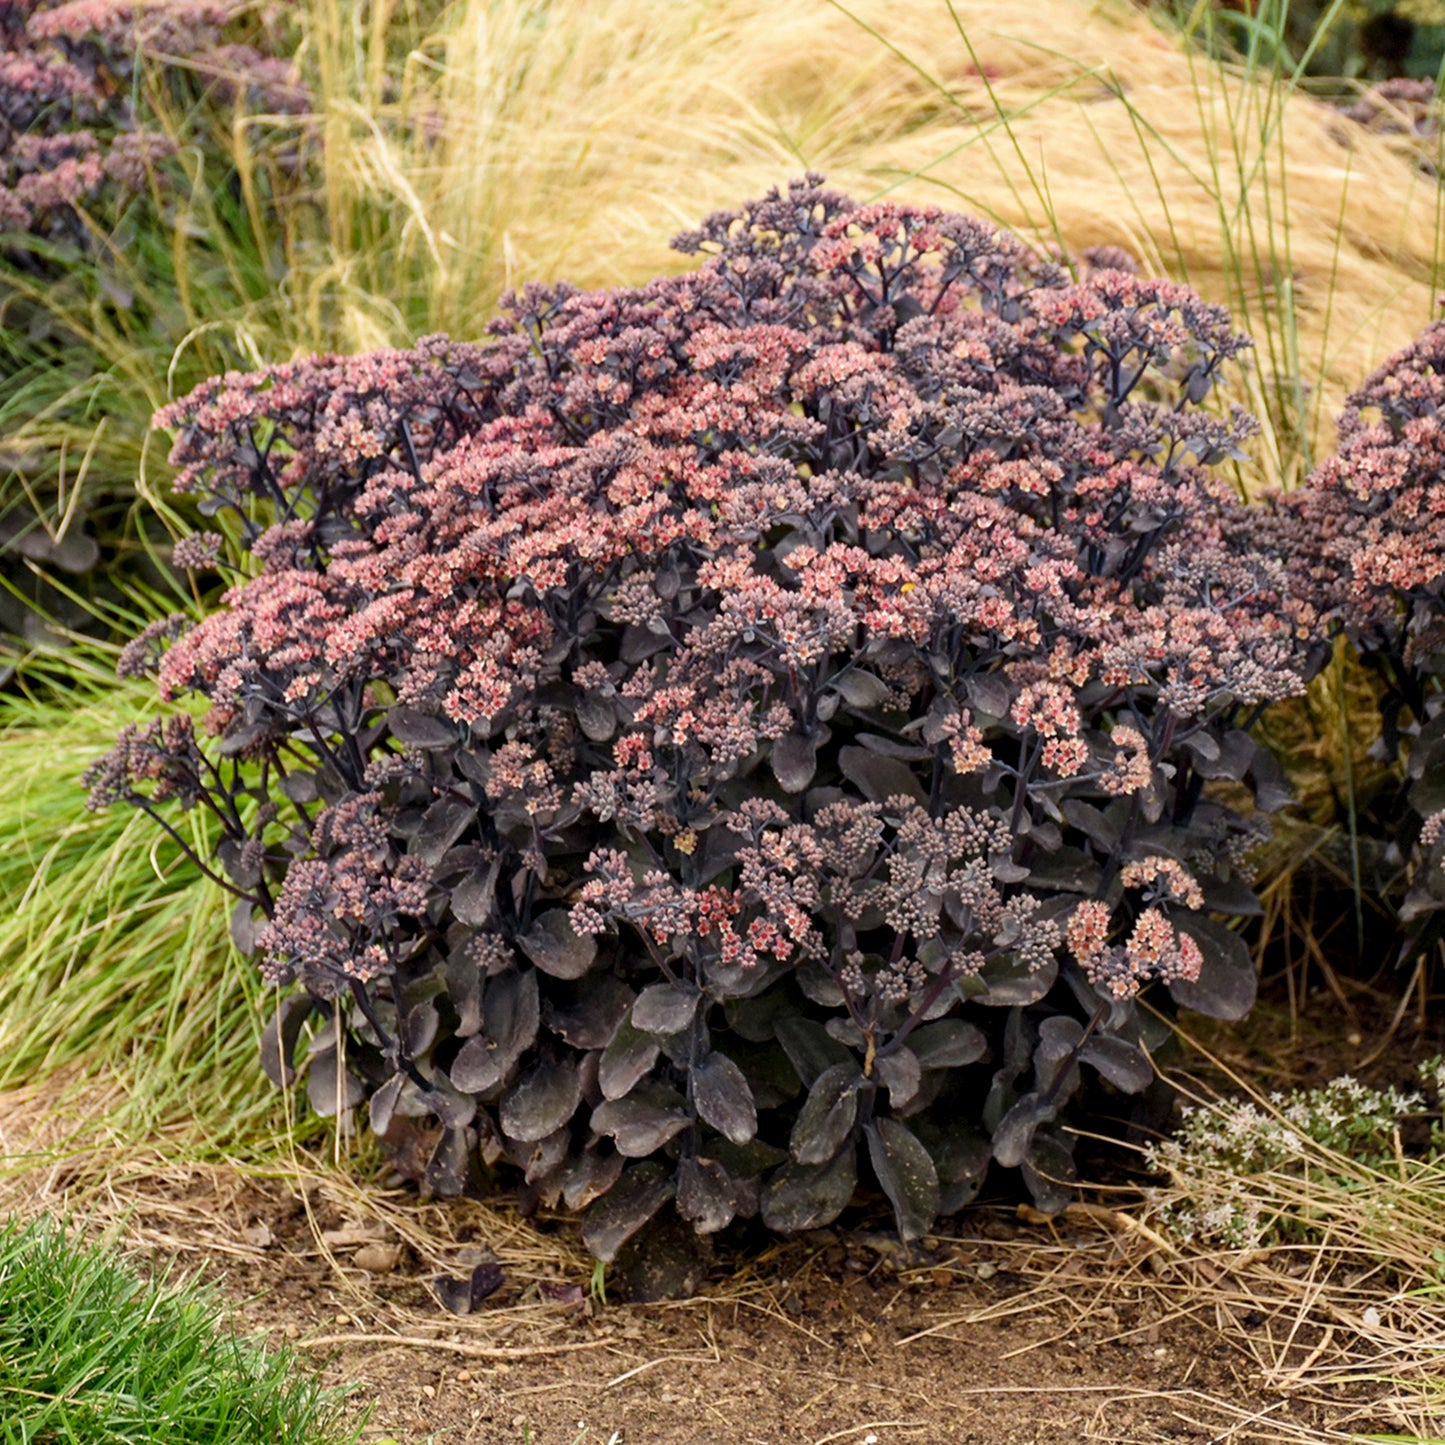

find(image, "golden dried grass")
[266,0,1445,490]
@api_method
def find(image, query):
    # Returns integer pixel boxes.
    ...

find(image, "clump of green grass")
[0,1213,360,1445]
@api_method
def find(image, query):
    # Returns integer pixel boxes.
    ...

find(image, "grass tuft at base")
[0,1213,360,1445]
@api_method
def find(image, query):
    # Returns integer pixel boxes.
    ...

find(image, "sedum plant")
[90,179,1318,1264]
[0,0,304,637]
[1286,321,1445,961]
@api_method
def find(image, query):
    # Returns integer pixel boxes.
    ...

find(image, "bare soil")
[5,969,1442,1445]
[6,1160,1401,1445]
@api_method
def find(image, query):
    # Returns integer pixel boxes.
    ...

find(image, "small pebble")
[456,1370,472,1383]
[353,1243,401,1274]
[976,1262,997,1281]
[422,1385,435,1399]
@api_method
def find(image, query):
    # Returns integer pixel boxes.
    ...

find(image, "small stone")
[334,1312,349,1324]
[456,1370,472,1384]
[283,1322,300,1340]
[242,1222,272,1249]
[422,1385,435,1399]
[353,1243,401,1274]
[976,1262,997,1281]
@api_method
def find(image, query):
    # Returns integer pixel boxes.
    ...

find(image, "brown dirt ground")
[4,970,1443,1445]
[1,1145,1431,1445]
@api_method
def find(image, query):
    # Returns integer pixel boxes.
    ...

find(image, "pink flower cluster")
[142,179,1311,1005]
[1288,322,1445,646]
[0,0,302,241]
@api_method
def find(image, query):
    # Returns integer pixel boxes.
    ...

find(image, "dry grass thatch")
[263,0,1445,491]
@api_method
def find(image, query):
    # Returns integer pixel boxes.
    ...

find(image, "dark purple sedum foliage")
[90,179,1319,1261]
[1287,322,1445,961]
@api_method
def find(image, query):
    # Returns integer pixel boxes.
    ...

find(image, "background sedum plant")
[90,179,1321,1271]
[1286,321,1445,963]
[0,0,305,648]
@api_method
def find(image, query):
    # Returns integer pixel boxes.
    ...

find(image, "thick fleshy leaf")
[991,1091,1056,1169]
[965,672,1011,719]
[771,732,819,792]
[517,1125,572,1185]
[632,981,700,1036]
[562,1149,625,1211]
[230,898,259,955]
[1057,797,1121,849]
[1021,1130,1077,1215]
[576,691,618,742]
[1250,745,1297,812]
[581,1161,675,1262]
[500,1057,582,1143]
[388,705,459,749]
[307,1047,365,1116]
[1170,914,1257,1021]
[907,1019,987,1070]
[369,1072,406,1135]
[403,1000,440,1057]
[676,1155,737,1234]
[692,1051,757,1145]
[424,1125,472,1196]
[1199,874,1265,917]
[1026,848,1103,895]
[875,1048,921,1108]
[598,1015,661,1101]
[708,1136,788,1180]
[611,1210,709,1302]
[797,962,846,1007]
[724,1039,800,1109]
[1079,1035,1153,1094]
[866,1119,940,1241]
[413,797,475,869]
[517,910,597,980]
[1033,1016,1082,1094]
[544,974,635,1051]
[830,670,891,710]
[278,769,319,804]
[724,985,792,1043]
[260,993,315,1088]
[432,1262,505,1315]
[1189,729,1254,782]
[838,745,926,805]
[445,950,484,1038]
[451,858,502,926]
[760,1148,858,1234]
[774,1015,853,1087]
[591,1087,690,1156]
[790,1062,863,1165]
[978,953,1058,1006]
[419,1080,477,1130]
[913,1118,991,1215]
[450,969,539,1093]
